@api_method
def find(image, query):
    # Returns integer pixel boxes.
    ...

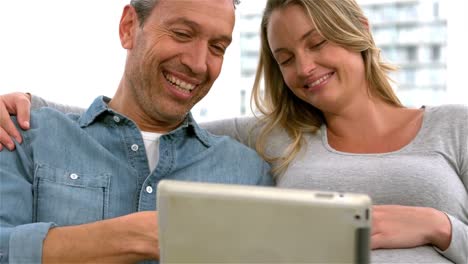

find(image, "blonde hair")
[252,0,402,176]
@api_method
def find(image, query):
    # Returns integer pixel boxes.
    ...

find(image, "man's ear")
[119,5,138,49]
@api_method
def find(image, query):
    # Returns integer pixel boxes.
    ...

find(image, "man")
[0,0,273,263]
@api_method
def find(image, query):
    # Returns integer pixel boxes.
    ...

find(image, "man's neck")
[108,84,184,134]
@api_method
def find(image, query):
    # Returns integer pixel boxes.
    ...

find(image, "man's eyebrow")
[273,29,317,54]
[215,35,232,45]
[167,17,232,44]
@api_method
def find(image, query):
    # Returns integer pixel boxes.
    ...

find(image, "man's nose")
[180,42,208,76]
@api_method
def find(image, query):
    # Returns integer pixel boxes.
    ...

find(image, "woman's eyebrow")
[273,29,317,54]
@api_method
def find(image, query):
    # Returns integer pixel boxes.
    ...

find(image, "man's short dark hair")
[130,0,241,27]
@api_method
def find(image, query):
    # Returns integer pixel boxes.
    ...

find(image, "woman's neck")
[324,99,423,153]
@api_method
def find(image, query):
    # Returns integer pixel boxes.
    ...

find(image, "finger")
[0,104,23,144]
[0,126,16,151]
[14,95,31,130]
[371,233,387,250]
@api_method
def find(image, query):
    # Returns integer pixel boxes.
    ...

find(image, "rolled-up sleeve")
[6,223,56,264]
[0,128,54,264]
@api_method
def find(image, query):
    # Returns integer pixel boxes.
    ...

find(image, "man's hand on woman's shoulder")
[0,92,32,151]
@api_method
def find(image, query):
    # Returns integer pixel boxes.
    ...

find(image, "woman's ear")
[119,5,138,49]
[359,17,370,30]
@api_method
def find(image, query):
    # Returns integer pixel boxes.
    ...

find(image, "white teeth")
[308,73,332,88]
[165,73,196,92]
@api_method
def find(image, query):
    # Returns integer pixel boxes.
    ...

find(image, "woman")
[205,0,467,262]
[0,0,466,262]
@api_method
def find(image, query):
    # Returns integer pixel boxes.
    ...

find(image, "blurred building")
[236,1,265,116]
[359,0,448,106]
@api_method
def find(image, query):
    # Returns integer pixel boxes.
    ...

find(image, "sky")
[0,0,243,121]
[0,1,128,107]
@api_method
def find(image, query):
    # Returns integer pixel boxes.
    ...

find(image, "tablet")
[157,180,371,263]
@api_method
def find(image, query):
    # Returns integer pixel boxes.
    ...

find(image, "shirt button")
[146,186,153,194]
[70,173,79,180]
[131,144,139,152]
[113,116,121,123]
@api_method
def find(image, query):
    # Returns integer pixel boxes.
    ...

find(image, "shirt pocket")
[33,163,111,226]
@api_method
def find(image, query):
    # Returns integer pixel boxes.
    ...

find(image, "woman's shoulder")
[421,104,468,136]
[201,116,259,135]
[422,104,467,124]
[424,104,468,118]
[199,116,264,147]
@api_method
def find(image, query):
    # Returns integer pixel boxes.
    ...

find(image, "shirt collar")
[167,112,212,147]
[77,96,111,127]
[78,96,212,147]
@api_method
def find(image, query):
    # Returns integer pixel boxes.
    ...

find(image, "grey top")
[31,96,468,263]
[202,105,468,264]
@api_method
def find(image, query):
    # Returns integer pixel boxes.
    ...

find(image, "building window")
[404,69,416,86]
[406,46,417,62]
[433,2,439,19]
[240,90,246,115]
[431,45,441,61]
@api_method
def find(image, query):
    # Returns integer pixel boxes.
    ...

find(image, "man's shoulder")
[200,132,273,185]
[22,108,83,139]
[10,108,85,156]
[30,107,81,126]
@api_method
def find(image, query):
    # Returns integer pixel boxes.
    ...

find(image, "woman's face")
[267,4,368,113]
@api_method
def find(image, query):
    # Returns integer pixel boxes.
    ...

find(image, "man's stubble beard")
[128,55,189,127]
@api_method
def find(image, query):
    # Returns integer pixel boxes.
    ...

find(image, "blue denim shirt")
[0,96,273,264]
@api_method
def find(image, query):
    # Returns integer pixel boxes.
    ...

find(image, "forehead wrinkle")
[165,17,200,30]
[165,17,232,44]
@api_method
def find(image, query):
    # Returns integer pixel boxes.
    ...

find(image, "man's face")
[124,0,235,130]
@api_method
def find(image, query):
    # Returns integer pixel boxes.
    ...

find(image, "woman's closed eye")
[279,56,294,66]
[309,40,327,50]
[275,52,294,66]
[277,40,327,66]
